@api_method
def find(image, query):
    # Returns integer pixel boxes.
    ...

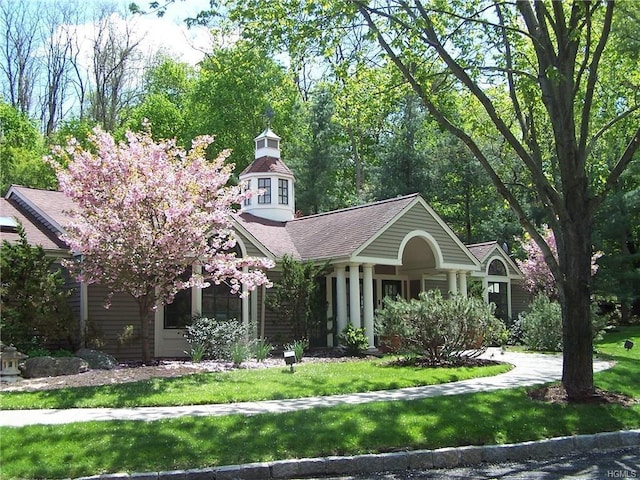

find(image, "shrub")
[230,341,251,366]
[516,295,562,351]
[184,317,251,361]
[517,295,610,352]
[377,290,506,361]
[338,323,369,356]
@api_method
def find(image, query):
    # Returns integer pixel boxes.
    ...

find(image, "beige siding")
[235,230,268,258]
[87,284,146,360]
[423,279,448,295]
[511,282,531,320]
[360,204,472,266]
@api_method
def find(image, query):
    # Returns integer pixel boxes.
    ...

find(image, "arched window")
[488,259,507,276]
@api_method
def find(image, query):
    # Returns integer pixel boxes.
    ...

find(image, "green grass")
[0,327,638,480]
[0,357,510,410]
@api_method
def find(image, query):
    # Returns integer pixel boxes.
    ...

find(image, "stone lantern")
[0,346,27,383]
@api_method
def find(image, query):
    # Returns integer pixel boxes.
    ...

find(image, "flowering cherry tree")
[517,226,600,301]
[47,126,274,361]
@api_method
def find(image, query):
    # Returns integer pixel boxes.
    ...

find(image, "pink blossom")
[47,126,274,360]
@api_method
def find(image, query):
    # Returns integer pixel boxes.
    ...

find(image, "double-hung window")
[258,178,271,204]
[278,179,288,205]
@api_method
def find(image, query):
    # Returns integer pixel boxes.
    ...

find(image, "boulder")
[76,348,118,370]
[20,356,89,379]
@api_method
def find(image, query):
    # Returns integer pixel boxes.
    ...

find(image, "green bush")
[338,323,369,356]
[517,295,610,352]
[517,295,563,351]
[376,290,507,361]
[254,339,273,362]
[184,317,252,361]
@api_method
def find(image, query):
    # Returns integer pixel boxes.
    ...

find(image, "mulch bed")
[387,356,501,368]
[527,384,637,407]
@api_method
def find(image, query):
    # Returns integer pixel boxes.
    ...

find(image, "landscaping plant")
[254,339,273,362]
[285,338,309,362]
[378,291,507,362]
[339,323,369,356]
[184,317,252,361]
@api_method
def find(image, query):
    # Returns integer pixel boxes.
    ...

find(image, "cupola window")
[278,178,288,205]
[267,138,279,149]
[243,180,251,206]
[258,178,271,204]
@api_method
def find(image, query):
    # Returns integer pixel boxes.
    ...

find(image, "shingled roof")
[467,241,498,263]
[0,197,68,251]
[239,156,293,176]
[235,193,420,261]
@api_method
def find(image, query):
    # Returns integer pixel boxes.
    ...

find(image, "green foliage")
[0,101,54,193]
[266,255,330,341]
[185,343,206,363]
[184,317,251,361]
[338,323,369,356]
[254,339,273,362]
[377,290,507,361]
[230,341,251,366]
[517,295,610,352]
[0,223,76,351]
[284,338,309,362]
[516,295,563,352]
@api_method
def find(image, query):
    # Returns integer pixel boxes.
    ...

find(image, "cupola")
[239,128,295,222]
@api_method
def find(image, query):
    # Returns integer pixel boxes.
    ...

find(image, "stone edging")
[75,429,639,480]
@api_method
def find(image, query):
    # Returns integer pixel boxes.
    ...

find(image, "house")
[1,128,530,359]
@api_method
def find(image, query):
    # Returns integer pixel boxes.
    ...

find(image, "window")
[164,270,192,329]
[488,259,507,276]
[267,138,278,149]
[256,139,266,149]
[278,178,288,205]
[258,178,271,204]
[202,283,242,321]
[243,180,251,206]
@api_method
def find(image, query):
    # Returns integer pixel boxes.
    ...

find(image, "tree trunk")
[559,218,594,400]
[137,295,154,363]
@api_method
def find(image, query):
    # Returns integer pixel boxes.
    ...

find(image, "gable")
[357,199,479,269]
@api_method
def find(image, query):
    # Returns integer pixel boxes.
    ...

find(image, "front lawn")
[0,357,510,410]
[0,327,638,480]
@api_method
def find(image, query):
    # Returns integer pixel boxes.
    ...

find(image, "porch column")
[458,271,468,297]
[482,277,489,304]
[447,271,458,295]
[349,263,361,328]
[507,280,513,320]
[335,264,348,339]
[326,276,334,347]
[242,267,250,336]
[362,264,374,347]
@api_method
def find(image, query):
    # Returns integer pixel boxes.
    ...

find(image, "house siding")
[360,204,473,266]
[511,282,531,320]
[87,284,146,360]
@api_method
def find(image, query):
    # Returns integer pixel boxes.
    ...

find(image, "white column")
[242,267,250,331]
[447,271,458,295]
[326,276,334,347]
[335,265,347,338]
[362,264,375,348]
[482,277,489,304]
[507,280,513,320]
[458,271,468,297]
[192,264,202,317]
[349,263,361,328]
[251,285,258,338]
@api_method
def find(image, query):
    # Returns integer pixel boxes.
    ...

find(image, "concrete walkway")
[0,349,614,427]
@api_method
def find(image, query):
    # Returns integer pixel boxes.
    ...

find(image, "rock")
[20,356,89,379]
[76,348,118,370]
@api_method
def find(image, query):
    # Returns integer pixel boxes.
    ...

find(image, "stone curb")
[74,429,639,480]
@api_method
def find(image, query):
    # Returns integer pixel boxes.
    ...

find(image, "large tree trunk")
[558,197,595,400]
